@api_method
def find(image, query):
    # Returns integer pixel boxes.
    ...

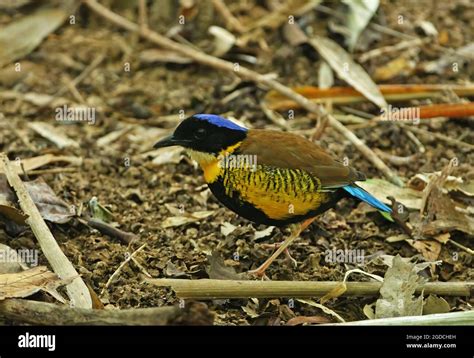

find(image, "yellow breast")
[186,145,331,221]
[221,166,330,220]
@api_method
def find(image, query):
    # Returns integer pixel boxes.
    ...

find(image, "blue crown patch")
[194,114,247,132]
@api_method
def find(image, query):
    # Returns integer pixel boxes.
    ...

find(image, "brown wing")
[239,129,365,188]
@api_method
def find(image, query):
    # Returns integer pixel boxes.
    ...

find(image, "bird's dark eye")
[194,128,207,139]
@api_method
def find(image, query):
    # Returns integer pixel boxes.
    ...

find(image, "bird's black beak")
[154,134,191,149]
[154,134,176,149]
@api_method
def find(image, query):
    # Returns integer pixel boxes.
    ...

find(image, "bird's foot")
[259,243,298,268]
[247,266,270,280]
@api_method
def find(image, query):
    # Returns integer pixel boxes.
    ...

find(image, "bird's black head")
[154,114,248,154]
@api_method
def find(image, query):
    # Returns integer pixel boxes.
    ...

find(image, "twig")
[83,218,138,244]
[138,0,148,31]
[0,299,213,325]
[65,78,87,104]
[312,104,330,141]
[447,238,474,256]
[404,125,474,150]
[359,38,428,62]
[53,53,105,99]
[101,244,146,296]
[323,311,474,326]
[131,256,152,278]
[212,0,246,33]
[374,149,419,167]
[84,0,402,186]
[25,167,78,176]
[0,153,92,308]
[404,128,426,153]
[144,278,472,299]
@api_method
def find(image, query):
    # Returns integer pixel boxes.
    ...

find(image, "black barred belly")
[207,167,341,227]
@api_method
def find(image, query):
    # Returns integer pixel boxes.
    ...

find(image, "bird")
[154,114,392,278]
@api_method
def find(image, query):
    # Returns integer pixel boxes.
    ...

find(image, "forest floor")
[0,0,472,325]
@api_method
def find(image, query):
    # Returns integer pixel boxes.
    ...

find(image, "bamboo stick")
[145,278,472,299]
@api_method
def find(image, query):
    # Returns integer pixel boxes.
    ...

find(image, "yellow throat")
[186,142,242,183]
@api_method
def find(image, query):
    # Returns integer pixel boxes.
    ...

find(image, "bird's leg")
[248,217,316,278]
[258,243,298,268]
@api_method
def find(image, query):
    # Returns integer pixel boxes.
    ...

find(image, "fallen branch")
[84,0,403,187]
[83,218,137,244]
[0,153,92,308]
[145,278,472,299]
[0,299,213,325]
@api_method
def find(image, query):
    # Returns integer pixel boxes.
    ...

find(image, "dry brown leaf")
[433,233,450,244]
[220,222,237,236]
[375,255,424,318]
[161,210,214,228]
[25,178,74,224]
[406,239,442,261]
[206,252,242,280]
[309,36,387,108]
[357,179,422,210]
[0,174,27,224]
[0,1,78,66]
[0,266,62,300]
[423,295,450,315]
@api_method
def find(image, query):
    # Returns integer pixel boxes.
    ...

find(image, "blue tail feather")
[342,185,391,213]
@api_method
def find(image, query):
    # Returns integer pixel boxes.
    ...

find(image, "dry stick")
[84,218,137,244]
[212,0,246,33]
[138,0,148,31]
[359,38,428,62]
[53,53,105,99]
[25,167,78,176]
[65,79,87,104]
[84,0,403,187]
[447,239,474,256]
[405,125,474,151]
[145,278,472,299]
[101,243,146,296]
[0,153,92,308]
[0,299,212,325]
[374,148,419,167]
